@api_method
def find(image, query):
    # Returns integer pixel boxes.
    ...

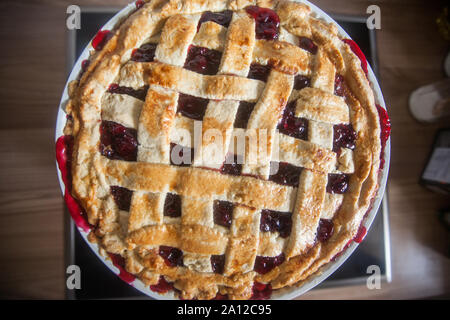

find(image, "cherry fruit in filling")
[210,255,225,274]
[334,74,345,97]
[108,83,148,101]
[327,173,349,194]
[354,225,367,243]
[317,218,334,242]
[269,162,302,187]
[177,93,209,121]
[293,75,311,90]
[81,59,90,71]
[56,135,73,189]
[108,253,136,283]
[376,104,391,149]
[260,209,292,238]
[110,186,133,211]
[245,6,280,40]
[164,193,182,217]
[79,59,90,78]
[131,43,157,62]
[198,10,233,29]
[299,37,318,54]
[277,101,308,140]
[234,101,256,129]
[248,63,271,82]
[333,123,356,152]
[251,282,272,300]
[92,30,112,51]
[184,46,221,75]
[376,104,391,169]
[159,246,184,267]
[100,121,137,161]
[254,253,285,274]
[135,0,145,9]
[150,276,173,293]
[221,153,243,176]
[213,200,234,228]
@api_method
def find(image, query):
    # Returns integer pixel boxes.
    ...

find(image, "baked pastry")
[59,0,390,300]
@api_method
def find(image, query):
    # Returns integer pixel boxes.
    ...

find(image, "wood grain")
[0,0,449,299]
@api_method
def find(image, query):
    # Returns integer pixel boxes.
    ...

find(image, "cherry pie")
[59,0,390,300]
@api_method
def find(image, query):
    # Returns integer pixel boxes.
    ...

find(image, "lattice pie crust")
[63,0,382,299]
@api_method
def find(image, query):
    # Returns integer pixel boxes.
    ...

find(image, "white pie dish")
[55,0,390,300]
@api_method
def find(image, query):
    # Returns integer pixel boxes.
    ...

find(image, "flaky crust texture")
[63,0,382,300]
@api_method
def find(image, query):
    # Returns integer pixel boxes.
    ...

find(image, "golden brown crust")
[63,0,383,300]
[219,11,256,76]
[295,87,349,123]
[253,39,311,75]
[138,87,178,163]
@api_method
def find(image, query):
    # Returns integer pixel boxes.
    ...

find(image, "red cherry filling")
[135,0,145,9]
[248,63,271,82]
[260,209,292,238]
[56,135,92,232]
[251,282,272,300]
[210,255,225,274]
[110,186,133,211]
[213,200,234,228]
[234,101,256,129]
[333,123,356,152]
[170,143,194,167]
[198,10,233,29]
[331,224,368,262]
[354,225,367,243]
[131,43,157,62]
[327,173,349,194]
[108,83,149,101]
[177,93,209,121]
[164,193,182,217]
[159,246,184,267]
[184,46,222,75]
[64,192,91,232]
[100,121,138,161]
[254,253,285,275]
[56,135,73,191]
[317,218,334,242]
[220,153,243,176]
[108,253,136,283]
[334,74,345,97]
[79,59,90,78]
[245,6,280,40]
[377,105,391,148]
[293,74,311,90]
[150,276,174,293]
[277,101,308,140]
[92,30,112,51]
[81,59,90,71]
[376,104,391,169]
[299,37,318,54]
[269,162,302,187]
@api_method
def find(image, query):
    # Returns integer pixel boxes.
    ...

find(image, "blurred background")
[0,0,449,299]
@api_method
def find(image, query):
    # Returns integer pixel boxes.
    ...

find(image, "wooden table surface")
[0,0,449,299]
